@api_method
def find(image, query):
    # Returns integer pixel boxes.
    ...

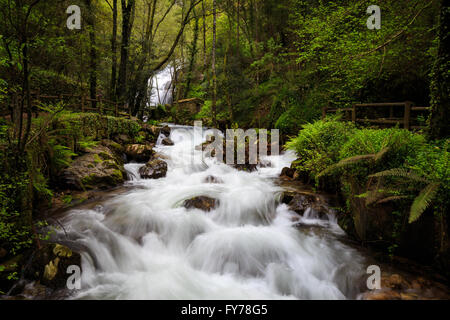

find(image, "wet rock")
[280,167,295,178]
[141,124,162,142]
[101,139,125,163]
[280,191,330,220]
[203,175,223,184]
[183,196,219,212]
[161,125,171,137]
[161,137,174,146]
[124,144,155,162]
[59,145,125,190]
[139,159,168,179]
[24,243,81,290]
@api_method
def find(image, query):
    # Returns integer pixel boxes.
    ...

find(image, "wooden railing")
[1,91,132,118]
[322,102,431,130]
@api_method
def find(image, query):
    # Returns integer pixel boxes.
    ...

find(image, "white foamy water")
[58,125,367,300]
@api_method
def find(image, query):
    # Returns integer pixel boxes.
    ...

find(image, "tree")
[429,0,450,139]
[117,0,136,101]
[211,0,217,127]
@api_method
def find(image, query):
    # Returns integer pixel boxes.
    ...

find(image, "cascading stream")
[58,125,367,300]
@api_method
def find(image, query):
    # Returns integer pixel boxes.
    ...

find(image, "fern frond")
[318,154,375,177]
[375,195,409,204]
[374,147,390,162]
[369,168,431,184]
[409,182,440,223]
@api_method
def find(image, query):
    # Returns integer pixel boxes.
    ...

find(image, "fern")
[409,182,440,223]
[368,168,440,223]
[369,168,431,184]
[318,147,390,178]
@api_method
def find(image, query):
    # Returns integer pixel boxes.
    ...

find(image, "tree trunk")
[202,0,207,74]
[185,8,199,96]
[117,0,135,102]
[212,0,217,128]
[85,0,97,108]
[110,0,118,100]
[429,0,450,139]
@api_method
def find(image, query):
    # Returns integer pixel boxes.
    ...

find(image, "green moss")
[93,154,102,164]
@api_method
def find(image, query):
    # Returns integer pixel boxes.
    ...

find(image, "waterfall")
[148,64,175,107]
[57,125,367,300]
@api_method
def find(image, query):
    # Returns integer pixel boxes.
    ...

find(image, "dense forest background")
[0,0,449,294]
[0,0,447,132]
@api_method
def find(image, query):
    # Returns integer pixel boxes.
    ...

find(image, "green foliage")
[285,116,355,178]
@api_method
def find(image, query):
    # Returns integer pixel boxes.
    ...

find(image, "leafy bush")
[285,116,355,178]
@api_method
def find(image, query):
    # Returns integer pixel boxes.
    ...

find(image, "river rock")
[59,145,125,190]
[281,192,329,219]
[139,159,168,179]
[24,243,81,290]
[183,196,219,212]
[161,125,171,137]
[203,175,223,184]
[161,137,174,146]
[141,124,162,142]
[124,144,155,162]
[101,139,125,163]
[280,167,295,178]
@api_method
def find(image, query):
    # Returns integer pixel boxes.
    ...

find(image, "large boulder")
[60,145,125,190]
[139,159,168,179]
[24,243,81,290]
[183,196,219,212]
[124,144,155,162]
[141,124,162,142]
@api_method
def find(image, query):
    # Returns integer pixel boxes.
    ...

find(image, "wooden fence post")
[81,95,85,113]
[98,95,103,115]
[352,104,356,123]
[322,106,327,120]
[404,101,412,130]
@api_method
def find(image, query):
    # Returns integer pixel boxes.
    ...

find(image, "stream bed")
[50,125,448,300]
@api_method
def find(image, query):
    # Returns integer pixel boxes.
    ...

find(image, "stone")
[24,243,81,290]
[124,144,155,162]
[161,137,174,146]
[59,145,125,190]
[280,167,295,178]
[139,159,168,179]
[183,196,219,212]
[161,125,171,137]
[203,175,223,184]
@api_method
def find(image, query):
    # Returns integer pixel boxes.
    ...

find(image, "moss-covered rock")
[59,145,125,190]
[124,144,155,162]
[24,243,81,290]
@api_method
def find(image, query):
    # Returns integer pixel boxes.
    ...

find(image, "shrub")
[285,116,355,178]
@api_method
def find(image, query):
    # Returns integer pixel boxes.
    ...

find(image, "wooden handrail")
[322,101,430,131]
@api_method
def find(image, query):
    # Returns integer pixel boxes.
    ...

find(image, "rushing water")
[57,125,368,300]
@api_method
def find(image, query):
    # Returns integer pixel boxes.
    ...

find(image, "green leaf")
[409,182,440,223]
